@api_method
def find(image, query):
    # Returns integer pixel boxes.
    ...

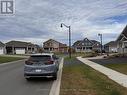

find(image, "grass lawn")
[103,63,127,75]
[60,57,127,95]
[0,56,24,63]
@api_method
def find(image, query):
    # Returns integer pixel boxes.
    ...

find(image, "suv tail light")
[25,61,33,65]
[46,60,54,64]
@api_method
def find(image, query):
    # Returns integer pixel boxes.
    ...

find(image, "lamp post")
[98,33,103,55]
[61,23,71,58]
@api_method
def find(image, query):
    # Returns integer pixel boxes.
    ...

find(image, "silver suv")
[24,53,59,80]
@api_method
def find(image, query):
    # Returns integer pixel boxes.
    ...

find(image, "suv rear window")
[29,55,51,61]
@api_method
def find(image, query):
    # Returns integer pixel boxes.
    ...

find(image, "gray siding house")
[117,25,127,54]
[6,41,38,54]
[73,38,101,52]
[104,41,118,53]
[0,41,6,54]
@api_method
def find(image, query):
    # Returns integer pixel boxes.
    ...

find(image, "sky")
[0,0,127,46]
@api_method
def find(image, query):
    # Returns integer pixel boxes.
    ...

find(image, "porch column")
[26,46,29,54]
[31,47,32,53]
[12,46,15,54]
[82,47,83,52]
[122,42,125,54]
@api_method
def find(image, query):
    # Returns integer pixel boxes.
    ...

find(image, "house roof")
[43,39,59,44]
[0,41,5,47]
[6,41,35,47]
[59,43,67,48]
[73,38,101,47]
[117,25,127,41]
[104,41,118,46]
[72,40,82,47]
[43,39,67,47]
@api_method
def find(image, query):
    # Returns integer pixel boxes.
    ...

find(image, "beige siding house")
[6,41,38,54]
[0,41,6,54]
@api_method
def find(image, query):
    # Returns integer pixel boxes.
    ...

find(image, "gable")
[117,25,127,41]
[78,38,93,46]
[0,41,5,47]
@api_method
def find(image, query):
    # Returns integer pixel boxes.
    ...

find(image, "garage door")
[15,48,25,54]
[0,48,4,54]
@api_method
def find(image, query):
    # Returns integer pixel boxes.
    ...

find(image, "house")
[43,39,68,53]
[73,38,101,52]
[117,25,127,54]
[6,41,38,54]
[0,41,6,54]
[104,41,118,53]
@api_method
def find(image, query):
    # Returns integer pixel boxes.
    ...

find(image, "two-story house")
[117,25,127,54]
[73,38,101,52]
[43,39,68,53]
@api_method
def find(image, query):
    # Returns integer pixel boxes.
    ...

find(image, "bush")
[82,51,98,58]
[106,53,127,58]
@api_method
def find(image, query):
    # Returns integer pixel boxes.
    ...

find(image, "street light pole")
[98,33,103,55]
[61,23,71,58]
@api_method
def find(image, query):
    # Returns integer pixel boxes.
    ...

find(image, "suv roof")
[30,53,54,56]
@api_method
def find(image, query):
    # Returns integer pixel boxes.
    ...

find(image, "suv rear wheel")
[25,77,31,81]
[53,73,57,80]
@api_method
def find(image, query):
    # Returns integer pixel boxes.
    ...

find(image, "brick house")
[43,39,68,53]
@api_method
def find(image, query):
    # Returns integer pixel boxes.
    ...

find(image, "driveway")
[0,60,54,95]
[89,57,127,64]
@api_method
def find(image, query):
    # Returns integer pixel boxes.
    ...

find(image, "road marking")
[49,58,64,95]
[0,59,25,66]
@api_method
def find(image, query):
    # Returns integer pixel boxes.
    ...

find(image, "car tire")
[53,73,57,80]
[25,77,31,81]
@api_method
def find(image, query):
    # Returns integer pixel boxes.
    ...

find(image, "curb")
[49,58,64,95]
[0,59,26,66]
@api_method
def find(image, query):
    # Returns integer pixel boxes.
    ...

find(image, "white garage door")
[0,47,4,54]
[15,48,25,54]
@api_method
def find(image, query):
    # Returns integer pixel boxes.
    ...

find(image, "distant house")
[117,25,127,54]
[104,41,118,53]
[73,38,101,52]
[6,41,38,54]
[43,39,68,53]
[0,41,6,54]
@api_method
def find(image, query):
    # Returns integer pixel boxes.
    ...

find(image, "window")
[29,55,51,61]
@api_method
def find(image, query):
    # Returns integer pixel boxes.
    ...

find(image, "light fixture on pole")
[61,23,71,58]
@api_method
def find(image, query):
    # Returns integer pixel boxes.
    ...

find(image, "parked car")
[24,53,59,80]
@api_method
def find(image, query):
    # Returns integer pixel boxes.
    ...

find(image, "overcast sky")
[0,0,127,45]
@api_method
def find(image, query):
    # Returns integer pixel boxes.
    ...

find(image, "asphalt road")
[0,60,54,95]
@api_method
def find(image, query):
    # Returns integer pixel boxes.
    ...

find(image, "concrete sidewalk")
[77,57,127,88]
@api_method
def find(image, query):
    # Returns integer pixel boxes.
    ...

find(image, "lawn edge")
[0,59,26,66]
